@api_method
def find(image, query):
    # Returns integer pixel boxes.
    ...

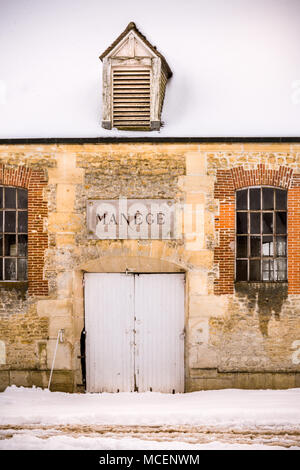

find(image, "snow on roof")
[99,21,172,78]
[0,0,299,138]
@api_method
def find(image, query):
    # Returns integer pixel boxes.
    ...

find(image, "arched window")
[236,187,287,282]
[0,186,28,281]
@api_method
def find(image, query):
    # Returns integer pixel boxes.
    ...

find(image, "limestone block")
[48,370,74,392]
[185,378,207,391]
[48,153,84,184]
[56,271,73,299]
[198,143,243,152]
[178,175,214,193]
[149,240,164,260]
[47,340,72,370]
[37,299,73,318]
[48,212,83,234]
[0,340,6,365]
[185,193,205,204]
[56,184,75,212]
[243,143,291,153]
[10,371,31,387]
[272,374,296,389]
[56,234,76,246]
[187,272,208,296]
[188,343,218,369]
[48,166,84,185]
[31,371,48,389]
[185,250,214,270]
[73,271,84,299]
[186,152,206,176]
[0,371,9,391]
[48,314,73,339]
[189,368,218,378]
[188,318,210,344]
[203,378,230,390]
[183,203,205,250]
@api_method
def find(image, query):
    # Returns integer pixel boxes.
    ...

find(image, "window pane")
[262,259,274,281]
[236,189,248,210]
[237,212,247,234]
[276,212,287,234]
[5,258,16,280]
[0,234,3,256]
[5,188,16,209]
[18,211,28,233]
[0,260,2,280]
[4,211,16,232]
[262,213,273,234]
[262,188,274,210]
[0,212,2,232]
[262,236,274,256]
[275,259,287,281]
[17,189,28,209]
[237,236,247,258]
[18,235,28,257]
[276,189,287,210]
[277,271,287,281]
[250,188,261,210]
[236,260,248,281]
[250,260,260,281]
[4,234,16,256]
[250,236,261,257]
[17,259,27,280]
[0,188,3,208]
[250,213,260,234]
[276,236,287,257]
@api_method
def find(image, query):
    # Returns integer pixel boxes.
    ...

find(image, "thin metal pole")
[47,329,62,391]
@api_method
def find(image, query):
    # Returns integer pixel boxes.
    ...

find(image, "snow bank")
[1,386,300,430]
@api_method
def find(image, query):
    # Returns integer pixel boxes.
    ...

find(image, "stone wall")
[0,142,299,392]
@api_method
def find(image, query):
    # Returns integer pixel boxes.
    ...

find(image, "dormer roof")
[99,22,172,78]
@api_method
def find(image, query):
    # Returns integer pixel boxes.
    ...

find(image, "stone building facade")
[0,140,300,392]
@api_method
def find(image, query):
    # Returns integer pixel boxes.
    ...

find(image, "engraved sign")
[87,198,178,240]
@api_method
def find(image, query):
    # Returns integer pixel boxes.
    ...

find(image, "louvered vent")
[112,69,151,130]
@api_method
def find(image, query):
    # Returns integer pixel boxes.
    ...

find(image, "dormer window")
[99,22,172,131]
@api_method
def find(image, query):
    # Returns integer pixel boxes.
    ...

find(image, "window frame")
[235,185,288,283]
[0,185,28,282]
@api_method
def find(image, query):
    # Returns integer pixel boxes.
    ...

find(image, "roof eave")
[99,22,172,78]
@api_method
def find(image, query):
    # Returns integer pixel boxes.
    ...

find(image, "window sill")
[235,281,288,285]
[0,281,28,291]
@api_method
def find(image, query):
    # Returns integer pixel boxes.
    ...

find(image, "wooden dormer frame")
[100,22,172,131]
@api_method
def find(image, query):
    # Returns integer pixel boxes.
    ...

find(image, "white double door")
[84,273,185,393]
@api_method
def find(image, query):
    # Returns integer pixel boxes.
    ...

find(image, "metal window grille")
[0,186,28,281]
[236,187,287,282]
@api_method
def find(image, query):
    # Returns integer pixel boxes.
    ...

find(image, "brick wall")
[214,164,299,294]
[0,165,48,297]
[288,174,300,294]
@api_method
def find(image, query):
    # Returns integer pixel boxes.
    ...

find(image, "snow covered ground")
[0,386,299,450]
[1,433,296,451]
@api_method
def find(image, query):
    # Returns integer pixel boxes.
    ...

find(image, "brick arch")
[231,164,293,190]
[214,165,300,295]
[0,165,48,296]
